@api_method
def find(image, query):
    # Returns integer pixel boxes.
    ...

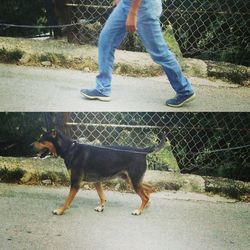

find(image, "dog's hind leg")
[142,182,154,208]
[132,182,150,216]
[53,185,80,215]
[143,182,154,194]
[94,182,106,212]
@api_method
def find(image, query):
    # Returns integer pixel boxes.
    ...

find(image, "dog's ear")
[51,129,57,138]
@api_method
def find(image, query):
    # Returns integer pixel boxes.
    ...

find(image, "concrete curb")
[0,37,249,86]
[0,156,249,200]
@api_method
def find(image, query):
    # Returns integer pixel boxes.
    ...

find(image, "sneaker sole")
[166,93,196,108]
[80,91,111,102]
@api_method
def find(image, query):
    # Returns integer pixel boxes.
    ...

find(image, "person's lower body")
[80,0,195,107]
[136,0,195,107]
[80,2,127,101]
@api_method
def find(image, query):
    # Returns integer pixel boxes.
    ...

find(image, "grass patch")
[114,62,163,77]
[163,25,182,58]
[147,141,180,172]
[207,61,250,86]
[40,52,66,64]
[205,177,250,200]
[0,47,24,63]
[29,52,98,71]
[39,170,69,185]
[0,167,25,183]
[70,56,98,71]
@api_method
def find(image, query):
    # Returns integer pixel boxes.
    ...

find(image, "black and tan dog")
[33,130,165,215]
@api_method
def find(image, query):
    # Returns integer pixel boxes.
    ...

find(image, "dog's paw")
[52,208,64,215]
[94,206,104,212]
[131,209,142,216]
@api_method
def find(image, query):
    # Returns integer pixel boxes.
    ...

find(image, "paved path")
[1,64,250,111]
[0,184,250,250]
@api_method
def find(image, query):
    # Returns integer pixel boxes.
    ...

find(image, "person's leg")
[81,2,128,100]
[137,0,195,106]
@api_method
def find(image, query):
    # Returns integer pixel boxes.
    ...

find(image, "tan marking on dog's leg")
[132,183,149,216]
[143,182,154,193]
[142,183,153,208]
[94,182,106,212]
[53,187,79,215]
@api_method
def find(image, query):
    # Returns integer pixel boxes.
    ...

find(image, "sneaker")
[166,93,196,107]
[80,88,111,102]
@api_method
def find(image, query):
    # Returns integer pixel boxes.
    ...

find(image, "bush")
[164,0,249,66]
[165,113,250,182]
[0,47,24,62]
[0,113,46,156]
[0,167,25,183]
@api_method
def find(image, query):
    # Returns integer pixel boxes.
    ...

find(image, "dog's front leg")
[53,186,79,215]
[94,182,106,212]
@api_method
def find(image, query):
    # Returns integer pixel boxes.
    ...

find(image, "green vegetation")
[205,177,250,200]
[0,0,47,37]
[164,0,249,66]
[0,47,24,62]
[0,167,25,183]
[162,25,182,59]
[121,26,182,60]
[147,141,180,172]
[0,113,46,156]
[207,61,250,85]
[114,62,162,77]
[165,113,250,182]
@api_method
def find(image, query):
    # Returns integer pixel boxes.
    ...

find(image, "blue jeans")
[96,0,193,97]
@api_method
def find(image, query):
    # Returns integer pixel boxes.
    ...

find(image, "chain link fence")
[62,112,250,181]
[0,112,249,181]
[66,0,249,65]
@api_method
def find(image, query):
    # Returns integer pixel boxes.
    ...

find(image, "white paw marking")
[131,209,141,216]
[53,208,63,215]
[94,206,104,212]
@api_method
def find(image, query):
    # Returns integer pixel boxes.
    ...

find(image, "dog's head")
[33,130,59,158]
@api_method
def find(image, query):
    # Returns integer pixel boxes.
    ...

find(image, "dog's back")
[91,136,165,154]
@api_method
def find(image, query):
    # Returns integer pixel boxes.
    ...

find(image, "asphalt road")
[0,183,249,250]
[1,64,250,112]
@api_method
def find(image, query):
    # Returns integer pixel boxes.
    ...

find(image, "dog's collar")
[62,141,77,158]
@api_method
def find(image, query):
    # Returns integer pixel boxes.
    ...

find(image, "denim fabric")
[96,0,193,96]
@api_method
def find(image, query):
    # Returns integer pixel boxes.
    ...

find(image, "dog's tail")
[143,134,166,154]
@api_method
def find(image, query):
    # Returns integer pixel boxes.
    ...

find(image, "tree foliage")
[163,0,249,65]
[164,113,250,181]
[0,113,46,156]
[0,0,47,37]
